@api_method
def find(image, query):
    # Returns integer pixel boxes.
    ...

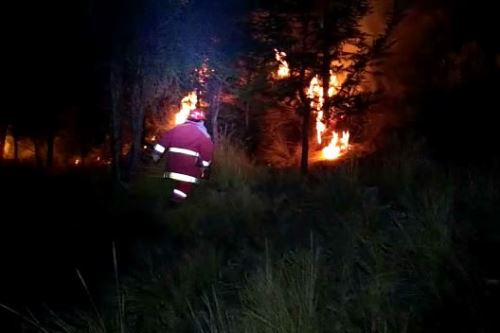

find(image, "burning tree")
[251,0,392,173]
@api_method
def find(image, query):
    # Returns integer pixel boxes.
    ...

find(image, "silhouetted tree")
[250,0,394,173]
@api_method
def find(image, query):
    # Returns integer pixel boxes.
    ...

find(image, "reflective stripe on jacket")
[156,121,214,183]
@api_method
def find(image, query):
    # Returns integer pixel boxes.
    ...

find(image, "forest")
[1,0,499,332]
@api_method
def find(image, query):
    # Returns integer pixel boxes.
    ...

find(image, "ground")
[0,141,499,332]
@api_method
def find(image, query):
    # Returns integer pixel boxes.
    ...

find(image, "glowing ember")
[175,91,198,125]
[195,61,213,86]
[74,159,81,166]
[274,49,290,79]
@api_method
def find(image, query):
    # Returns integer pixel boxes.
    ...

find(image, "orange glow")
[316,110,326,144]
[195,61,213,86]
[171,62,212,128]
[274,49,290,79]
[74,159,81,166]
[2,138,11,157]
[307,76,326,143]
[322,131,350,160]
[1,134,35,160]
[175,91,198,125]
[305,72,349,160]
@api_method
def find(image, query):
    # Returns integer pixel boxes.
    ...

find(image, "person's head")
[187,108,206,122]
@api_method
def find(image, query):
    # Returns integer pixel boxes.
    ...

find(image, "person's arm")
[197,137,214,178]
[152,130,171,162]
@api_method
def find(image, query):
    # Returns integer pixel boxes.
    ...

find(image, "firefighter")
[151,108,214,206]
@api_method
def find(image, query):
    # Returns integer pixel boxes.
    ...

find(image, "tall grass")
[6,138,497,332]
[210,135,268,189]
[189,241,320,333]
[189,288,237,333]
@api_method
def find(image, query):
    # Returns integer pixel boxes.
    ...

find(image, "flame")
[74,159,81,166]
[322,131,350,160]
[175,91,198,125]
[307,76,327,143]
[306,73,349,160]
[316,110,326,144]
[271,48,353,162]
[274,49,290,79]
[172,62,210,127]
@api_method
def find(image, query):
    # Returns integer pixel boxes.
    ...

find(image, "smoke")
[360,0,395,38]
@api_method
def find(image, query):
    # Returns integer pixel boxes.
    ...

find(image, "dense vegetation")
[1,0,498,331]
[1,137,498,332]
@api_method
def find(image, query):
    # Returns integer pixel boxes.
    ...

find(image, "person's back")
[153,109,214,205]
[158,120,213,182]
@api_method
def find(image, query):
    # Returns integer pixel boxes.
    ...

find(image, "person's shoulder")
[182,121,202,130]
[158,128,172,137]
[168,123,188,131]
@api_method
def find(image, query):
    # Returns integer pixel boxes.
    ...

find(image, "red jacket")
[154,121,214,184]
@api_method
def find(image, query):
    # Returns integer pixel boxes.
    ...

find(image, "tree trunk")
[47,130,55,169]
[34,138,43,168]
[321,7,332,121]
[110,63,123,182]
[0,124,7,161]
[210,85,221,144]
[245,102,250,130]
[300,103,311,174]
[13,132,19,162]
[321,51,331,121]
[299,66,311,174]
[299,14,311,174]
[128,77,144,180]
